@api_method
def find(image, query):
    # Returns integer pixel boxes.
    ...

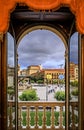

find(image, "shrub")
[54,91,65,101]
[19,89,38,101]
[70,81,78,87]
[71,89,78,96]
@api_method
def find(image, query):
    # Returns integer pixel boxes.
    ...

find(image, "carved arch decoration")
[0,0,84,34]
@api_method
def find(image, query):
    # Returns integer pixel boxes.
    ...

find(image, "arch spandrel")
[0,0,84,34]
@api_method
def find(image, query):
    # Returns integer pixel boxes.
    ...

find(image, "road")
[32,84,65,101]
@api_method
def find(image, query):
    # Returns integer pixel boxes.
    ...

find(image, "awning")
[0,0,84,34]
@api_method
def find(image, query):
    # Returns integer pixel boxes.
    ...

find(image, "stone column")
[0,33,3,130]
[81,34,84,130]
[0,33,7,130]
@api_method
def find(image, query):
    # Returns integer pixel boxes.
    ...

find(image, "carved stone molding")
[0,0,84,34]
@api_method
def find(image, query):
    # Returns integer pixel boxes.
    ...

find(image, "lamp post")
[46,74,52,101]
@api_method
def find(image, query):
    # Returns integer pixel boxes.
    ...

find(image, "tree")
[30,75,44,83]
[52,80,58,84]
[37,79,44,84]
[19,89,38,101]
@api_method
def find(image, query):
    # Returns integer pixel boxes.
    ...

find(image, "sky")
[70,32,78,63]
[7,30,78,69]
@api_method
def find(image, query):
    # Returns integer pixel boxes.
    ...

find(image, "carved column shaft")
[18,106,22,130]
[81,35,84,130]
[71,105,75,129]
[35,106,38,128]
[59,106,63,129]
[51,106,55,129]
[0,33,7,130]
[0,33,3,130]
[43,107,46,129]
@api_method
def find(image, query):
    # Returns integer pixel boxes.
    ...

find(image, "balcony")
[8,101,78,130]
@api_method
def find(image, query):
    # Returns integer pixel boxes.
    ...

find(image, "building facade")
[27,65,42,75]
[70,62,78,81]
[18,63,78,83]
[29,66,65,84]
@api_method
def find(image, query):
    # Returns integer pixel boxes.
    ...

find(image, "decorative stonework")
[0,0,84,34]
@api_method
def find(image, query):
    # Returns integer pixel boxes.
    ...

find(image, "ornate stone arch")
[16,23,68,46]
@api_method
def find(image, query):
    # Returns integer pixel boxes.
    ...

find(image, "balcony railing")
[7,101,78,130]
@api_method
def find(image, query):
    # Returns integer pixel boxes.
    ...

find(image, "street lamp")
[46,74,52,101]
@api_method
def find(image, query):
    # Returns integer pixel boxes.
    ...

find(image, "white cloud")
[17,29,65,69]
[7,33,14,67]
[8,30,78,68]
[7,30,78,69]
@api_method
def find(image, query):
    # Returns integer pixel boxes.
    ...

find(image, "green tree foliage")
[54,91,65,101]
[70,80,78,87]
[37,79,44,84]
[30,75,44,83]
[52,80,58,84]
[19,89,38,101]
[59,80,65,84]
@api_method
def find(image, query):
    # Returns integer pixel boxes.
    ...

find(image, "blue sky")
[7,30,78,69]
